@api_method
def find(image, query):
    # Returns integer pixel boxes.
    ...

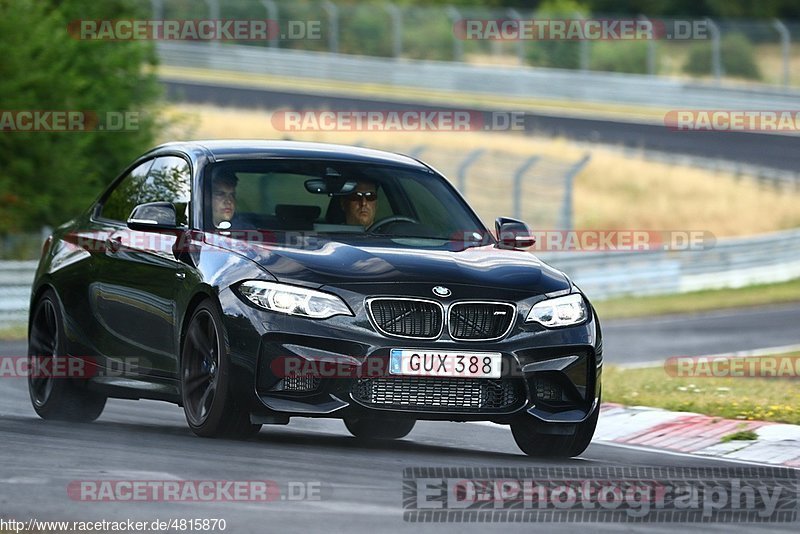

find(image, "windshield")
[203,159,491,246]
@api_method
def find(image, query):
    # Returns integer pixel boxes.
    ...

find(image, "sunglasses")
[347,191,378,202]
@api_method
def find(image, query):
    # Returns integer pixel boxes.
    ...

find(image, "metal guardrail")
[0,261,36,327]
[539,227,800,300]
[2,228,799,326]
[157,42,800,111]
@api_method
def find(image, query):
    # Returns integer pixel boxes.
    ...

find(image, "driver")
[340,180,378,227]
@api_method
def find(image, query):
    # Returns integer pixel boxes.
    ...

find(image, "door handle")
[106,236,122,253]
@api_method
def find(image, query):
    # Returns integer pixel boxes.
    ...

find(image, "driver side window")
[140,156,192,227]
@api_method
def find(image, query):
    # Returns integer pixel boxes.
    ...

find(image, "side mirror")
[127,202,178,231]
[495,217,535,249]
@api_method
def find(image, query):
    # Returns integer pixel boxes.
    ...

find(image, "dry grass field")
[161,104,800,237]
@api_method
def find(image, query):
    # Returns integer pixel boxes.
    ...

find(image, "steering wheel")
[367,215,419,234]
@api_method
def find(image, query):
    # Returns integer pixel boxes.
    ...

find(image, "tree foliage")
[684,32,762,79]
[391,0,800,19]
[0,0,162,234]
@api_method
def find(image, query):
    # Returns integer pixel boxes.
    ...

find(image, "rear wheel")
[181,301,261,439]
[28,289,106,422]
[344,417,415,440]
[511,401,600,458]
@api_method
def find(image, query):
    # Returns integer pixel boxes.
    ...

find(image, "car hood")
[226,238,569,296]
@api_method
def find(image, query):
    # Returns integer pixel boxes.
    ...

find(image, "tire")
[180,300,261,439]
[28,289,107,422]
[344,417,415,440]
[510,400,600,458]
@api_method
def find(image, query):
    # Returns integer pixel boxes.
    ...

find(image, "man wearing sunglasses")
[340,181,379,227]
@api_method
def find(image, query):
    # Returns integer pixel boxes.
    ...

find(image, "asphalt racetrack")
[1,304,797,533]
[162,78,800,172]
[602,303,800,364]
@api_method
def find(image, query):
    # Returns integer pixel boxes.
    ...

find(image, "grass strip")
[604,353,800,425]
[595,278,800,320]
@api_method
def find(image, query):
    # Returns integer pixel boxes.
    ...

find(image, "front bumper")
[220,286,602,425]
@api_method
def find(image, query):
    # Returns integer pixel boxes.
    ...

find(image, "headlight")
[237,281,352,319]
[526,293,587,327]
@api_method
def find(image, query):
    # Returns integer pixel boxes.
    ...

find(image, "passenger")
[211,172,239,227]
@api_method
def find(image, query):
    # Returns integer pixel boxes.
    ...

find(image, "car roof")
[152,140,431,170]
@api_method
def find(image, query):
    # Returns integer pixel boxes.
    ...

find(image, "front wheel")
[28,289,106,422]
[181,301,261,439]
[344,417,415,440]
[510,401,600,458]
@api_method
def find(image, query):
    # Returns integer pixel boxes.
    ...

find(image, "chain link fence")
[145,0,800,87]
[349,140,590,230]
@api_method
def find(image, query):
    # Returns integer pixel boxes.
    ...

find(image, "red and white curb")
[595,402,800,467]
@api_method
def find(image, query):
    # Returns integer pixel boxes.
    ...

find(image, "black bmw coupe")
[28,140,602,457]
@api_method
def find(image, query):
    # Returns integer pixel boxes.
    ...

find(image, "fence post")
[261,0,279,48]
[705,18,722,82]
[457,148,485,196]
[203,0,220,49]
[40,226,53,244]
[321,0,339,53]
[445,6,464,61]
[150,0,164,19]
[507,8,525,66]
[560,153,591,230]
[576,12,589,71]
[772,19,791,88]
[512,156,540,220]
[385,2,403,58]
[639,15,656,75]
[408,144,427,158]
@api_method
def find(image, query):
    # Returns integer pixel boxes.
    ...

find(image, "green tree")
[590,40,650,74]
[393,0,800,19]
[339,2,393,57]
[525,0,589,69]
[683,32,761,79]
[0,0,162,234]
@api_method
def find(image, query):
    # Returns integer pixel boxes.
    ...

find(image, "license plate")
[389,349,502,379]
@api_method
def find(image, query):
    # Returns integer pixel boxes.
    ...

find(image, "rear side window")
[99,160,153,222]
[139,156,192,227]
